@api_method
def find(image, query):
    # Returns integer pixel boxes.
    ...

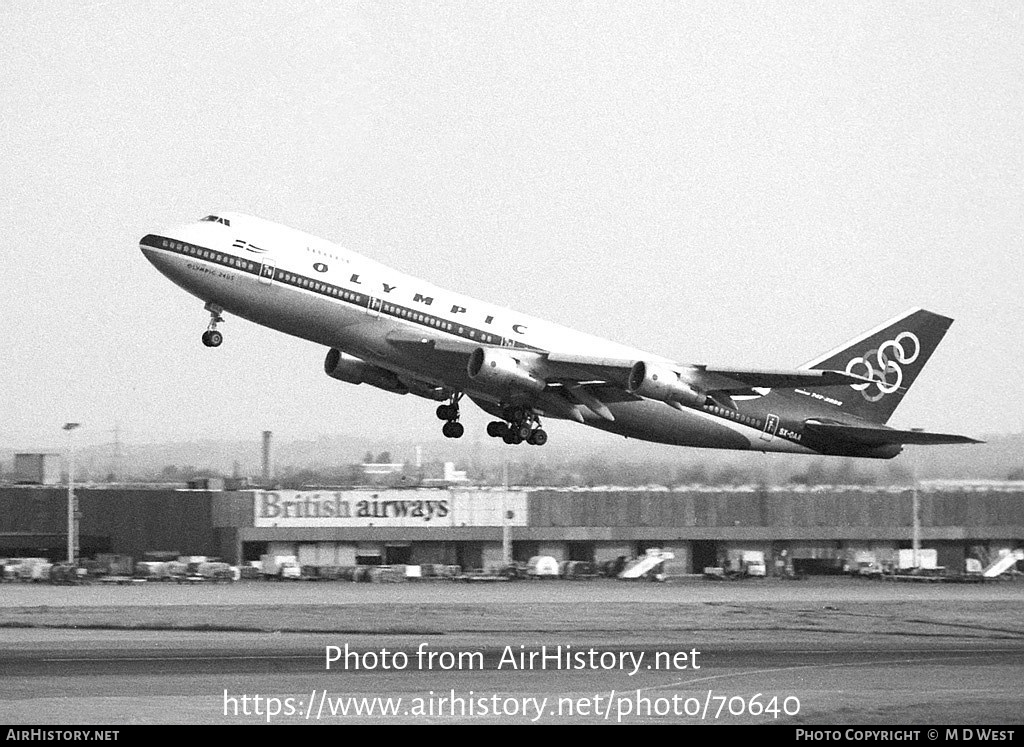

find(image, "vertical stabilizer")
[799,308,954,424]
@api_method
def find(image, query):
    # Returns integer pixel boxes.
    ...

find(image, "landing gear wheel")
[496,404,546,445]
[438,394,464,437]
[203,302,225,347]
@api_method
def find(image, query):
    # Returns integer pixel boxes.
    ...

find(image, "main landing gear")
[486,405,547,446]
[437,398,547,445]
[437,393,465,439]
[201,302,224,348]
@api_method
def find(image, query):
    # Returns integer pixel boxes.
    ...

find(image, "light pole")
[908,433,924,570]
[911,448,920,569]
[501,458,511,567]
[64,423,81,564]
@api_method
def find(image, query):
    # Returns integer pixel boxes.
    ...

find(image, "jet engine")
[627,361,706,407]
[467,347,546,393]
[324,349,408,395]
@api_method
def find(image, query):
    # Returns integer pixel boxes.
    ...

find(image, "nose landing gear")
[201,302,225,348]
[437,393,465,438]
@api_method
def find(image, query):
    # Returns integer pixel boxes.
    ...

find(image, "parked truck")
[2,558,51,582]
[196,561,238,582]
[844,551,884,578]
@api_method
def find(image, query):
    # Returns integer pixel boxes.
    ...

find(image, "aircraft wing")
[803,420,983,446]
[385,330,635,385]
[384,330,875,392]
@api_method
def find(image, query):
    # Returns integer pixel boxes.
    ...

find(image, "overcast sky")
[1,2,1021,454]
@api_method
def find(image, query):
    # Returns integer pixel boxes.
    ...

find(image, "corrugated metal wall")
[211,492,254,527]
[0,488,62,533]
[0,488,217,560]
[527,489,1024,530]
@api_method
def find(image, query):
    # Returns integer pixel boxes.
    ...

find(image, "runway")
[2,579,1023,724]
[2,633,1023,724]
[3,576,1023,607]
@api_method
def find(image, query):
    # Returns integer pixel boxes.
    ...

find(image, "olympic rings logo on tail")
[844,331,920,402]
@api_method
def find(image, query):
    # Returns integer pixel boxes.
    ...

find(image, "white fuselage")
[140,212,814,454]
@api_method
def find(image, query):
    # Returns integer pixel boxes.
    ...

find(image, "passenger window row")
[159,236,517,351]
[279,272,361,303]
[706,404,760,427]
[161,239,255,271]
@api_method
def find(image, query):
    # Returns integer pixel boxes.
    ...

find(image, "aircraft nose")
[139,232,186,283]
[139,234,163,263]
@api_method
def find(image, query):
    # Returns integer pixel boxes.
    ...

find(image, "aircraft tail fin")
[799,308,954,424]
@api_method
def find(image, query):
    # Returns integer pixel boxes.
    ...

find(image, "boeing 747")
[140,213,979,458]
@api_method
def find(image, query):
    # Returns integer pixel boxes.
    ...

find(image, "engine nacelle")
[467,347,546,393]
[627,361,706,407]
[324,349,408,395]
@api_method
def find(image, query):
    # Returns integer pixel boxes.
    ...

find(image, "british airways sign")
[252,489,528,528]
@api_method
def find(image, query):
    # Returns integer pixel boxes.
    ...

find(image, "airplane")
[140,212,980,459]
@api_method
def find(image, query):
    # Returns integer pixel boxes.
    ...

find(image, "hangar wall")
[0,488,218,559]
[211,486,1024,574]
[2,485,1022,575]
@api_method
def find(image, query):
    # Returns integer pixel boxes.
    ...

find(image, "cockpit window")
[201,215,231,226]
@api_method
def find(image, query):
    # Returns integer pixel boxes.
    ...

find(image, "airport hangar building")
[1,484,1022,574]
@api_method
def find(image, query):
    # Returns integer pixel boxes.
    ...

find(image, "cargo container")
[725,550,767,577]
[95,554,134,577]
[260,554,301,579]
[898,549,939,570]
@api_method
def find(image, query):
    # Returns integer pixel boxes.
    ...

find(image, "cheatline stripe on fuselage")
[140,234,542,352]
[140,234,796,446]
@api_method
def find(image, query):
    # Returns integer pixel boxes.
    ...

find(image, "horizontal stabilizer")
[804,420,983,446]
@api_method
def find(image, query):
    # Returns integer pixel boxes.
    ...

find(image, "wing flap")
[693,366,878,392]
